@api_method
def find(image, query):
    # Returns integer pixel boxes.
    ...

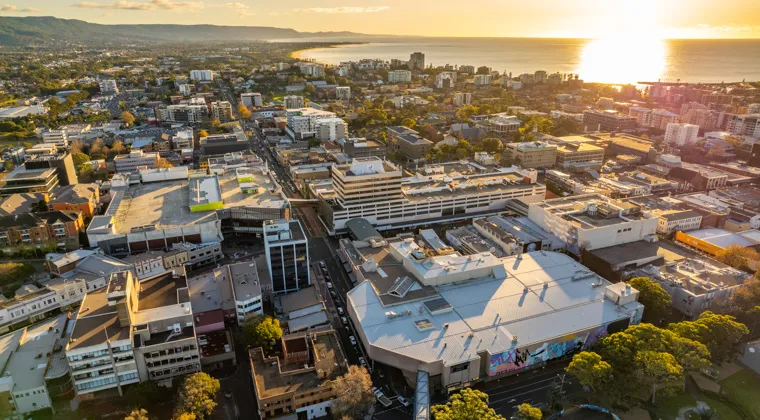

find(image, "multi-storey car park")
[313,158,546,236]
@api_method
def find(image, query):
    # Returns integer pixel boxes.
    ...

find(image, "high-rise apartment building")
[284,95,305,110]
[211,101,234,123]
[409,52,425,70]
[189,70,213,81]
[454,92,472,106]
[336,86,351,100]
[241,92,263,108]
[98,79,118,94]
[387,70,412,83]
[664,123,699,146]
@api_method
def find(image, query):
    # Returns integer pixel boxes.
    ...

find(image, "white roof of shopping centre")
[348,251,640,366]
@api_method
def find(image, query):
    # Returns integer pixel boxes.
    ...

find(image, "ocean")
[294,37,760,84]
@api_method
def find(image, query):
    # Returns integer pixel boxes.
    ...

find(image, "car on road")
[372,387,392,408]
[341,316,348,325]
[224,390,233,398]
[349,336,356,345]
[330,290,337,298]
[397,396,410,407]
[358,357,368,369]
[337,307,344,315]
[326,282,333,289]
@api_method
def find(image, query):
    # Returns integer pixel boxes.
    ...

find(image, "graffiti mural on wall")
[488,321,626,376]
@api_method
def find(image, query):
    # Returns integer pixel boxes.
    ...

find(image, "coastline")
[289,43,365,62]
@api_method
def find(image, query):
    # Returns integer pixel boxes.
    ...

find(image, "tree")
[69,139,85,155]
[635,350,682,403]
[71,152,90,168]
[455,147,469,160]
[198,129,209,138]
[628,277,671,324]
[456,104,478,122]
[242,315,282,353]
[125,380,163,408]
[331,366,375,419]
[668,311,748,363]
[2,160,13,172]
[401,117,417,129]
[515,403,543,420]
[111,139,126,155]
[431,388,505,420]
[175,414,196,420]
[175,372,220,420]
[121,111,135,127]
[124,408,149,420]
[308,139,321,148]
[482,138,503,153]
[566,351,611,392]
[731,276,760,313]
[0,262,34,287]
[237,104,252,120]
[716,244,760,270]
[157,158,173,169]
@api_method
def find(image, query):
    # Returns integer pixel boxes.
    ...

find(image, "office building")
[264,220,309,295]
[0,167,60,196]
[628,107,677,130]
[241,92,263,108]
[178,84,192,96]
[386,126,433,160]
[113,150,160,173]
[476,113,521,136]
[664,123,699,146]
[211,101,234,123]
[316,158,545,235]
[284,95,305,110]
[344,237,643,392]
[583,110,637,132]
[98,79,118,94]
[41,129,69,148]
[199,132,249,156]
[67,270,201,397]
[503,141,557,168]
[388,70,412,84]
[528,194,659,255]
[23,152,78,187]
[409,52,425,70]
[335,86,351,100]
[189,70,213,81]
[453,92,472,106]
[553,141,604,173]
[251,330,348,419]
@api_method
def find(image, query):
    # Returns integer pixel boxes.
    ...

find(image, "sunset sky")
[1,0,759,39]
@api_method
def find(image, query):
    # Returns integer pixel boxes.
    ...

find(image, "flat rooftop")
[187,267,235,314]
[218,169,288,209]
[348,251,640,367]
[110,180,218,233]
[68,289,130,350]
[189,175,222,206]
[251,331,347,400]
[3,314,68,391]
[137,273,188,312]
[683,228,759,248]
[3,167,55,181]
[229,262,262,302]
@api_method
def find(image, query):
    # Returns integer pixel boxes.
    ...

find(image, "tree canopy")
[174,372,220,420]
[431,388,505,420]
[515,403,543,420]
[566,351,611,392]
[124,408,149,420]
[242,315,283,353]
[668,311,748,364]
[331,365,375,419]
[628,277,671,324]
[121,111,135,127]
[716,244,760,270]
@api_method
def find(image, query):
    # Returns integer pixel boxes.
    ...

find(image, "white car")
[337,307,344,315]
[349,336,357,345]
[326,282,333,289]
[397,396,410,407]
[341,316,348,325]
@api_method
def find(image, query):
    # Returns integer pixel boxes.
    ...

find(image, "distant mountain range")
[0,16,375,46]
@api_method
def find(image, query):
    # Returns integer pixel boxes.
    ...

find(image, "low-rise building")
[528,194,658,255]
[386,126,433,161]
[49,184,100,218]
[342,138,386,160]
[250,330,348,419]
[0,193,48,216]
[503,141,557,168]
[388,70,412,83]
[0,211,83,250]
[211,101,234,123]
[583,109,637,132]
[113,150,160,173]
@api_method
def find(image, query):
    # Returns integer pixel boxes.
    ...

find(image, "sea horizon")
[291,36,760,85]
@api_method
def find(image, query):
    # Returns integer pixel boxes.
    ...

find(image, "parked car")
[326,282,333,289]
[358,357,367,369]
[330,290,337,298]
[349,336,357,345]
[372,387,392,407]
[397,396,410,407]
[341,316,348,325]
[337,307,344,315]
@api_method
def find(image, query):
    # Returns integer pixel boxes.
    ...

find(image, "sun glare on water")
[575,0,667,84]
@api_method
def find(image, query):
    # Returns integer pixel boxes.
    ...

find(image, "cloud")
[695,23,758,33]
[72,0,203,10]
[294,6,389,14]
[225,2,247,9]
[225,2,253,15]
[1,4,40,12]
